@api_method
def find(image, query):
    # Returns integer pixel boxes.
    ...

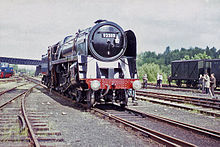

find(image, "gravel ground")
[0,80,29,105]
[129,88,220,132]
[25,86,159,147]
[0,83,39,146]
[3,79,219,146]
[0,81,21,91]
[103,106,219,146]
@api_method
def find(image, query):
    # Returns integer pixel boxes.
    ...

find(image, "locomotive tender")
[171,59,220,87]
[41,20,141,108]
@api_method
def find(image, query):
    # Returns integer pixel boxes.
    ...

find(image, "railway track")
[0,81,65,146]
[25,76,220,146]
[136,90,220,117]
[92,104,220,147]
[137,90,220,109]
[0,83,27,96]
[146,83,220,95]
[0,76,23,83]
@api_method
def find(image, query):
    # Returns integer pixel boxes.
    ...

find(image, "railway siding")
[136,89,220,117]
[146,84,220,95]
[25,76,158,146]
[25,76,220,146]
[93,104,220,147]
[0,81,66,146]
[136,95,220,117]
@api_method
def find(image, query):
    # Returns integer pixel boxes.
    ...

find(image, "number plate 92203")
[102,33,116,38]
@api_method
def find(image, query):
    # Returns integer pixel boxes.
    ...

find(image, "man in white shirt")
[159,74,163,88]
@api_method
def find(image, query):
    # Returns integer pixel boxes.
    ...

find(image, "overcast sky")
[1,0,220,60]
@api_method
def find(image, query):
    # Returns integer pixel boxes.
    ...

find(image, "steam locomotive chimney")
[95,19,107,24]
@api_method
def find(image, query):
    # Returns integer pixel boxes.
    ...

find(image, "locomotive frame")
[40,20,141,108]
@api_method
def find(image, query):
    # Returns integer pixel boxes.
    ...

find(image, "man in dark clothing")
[210,73,216,97]
[168,75,172,87]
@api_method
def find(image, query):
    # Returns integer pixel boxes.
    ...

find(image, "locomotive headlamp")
[132,80,142,90]
[91,80,101,91]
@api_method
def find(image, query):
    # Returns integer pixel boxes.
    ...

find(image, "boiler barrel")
[60,36,75,57]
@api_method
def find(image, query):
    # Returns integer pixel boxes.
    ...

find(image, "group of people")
[199,73,216,98]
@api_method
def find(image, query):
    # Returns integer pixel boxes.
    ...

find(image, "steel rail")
[0,83,27,96]
[0,83,40,146]
[137,90,220,103]
[26,76,181,146]
[0,85,40,147]
[26,76,197,146]
[145,84,220,95]
[21,84,40,147]
[18,115,26,133]
[0,77,65,146]
[0,78,23,83]
[124,107,220,139]
[136,91,220,110]
[92,107,196,147]
[27,76,220,136]
[0,91,26,109]
[137,95,220,117]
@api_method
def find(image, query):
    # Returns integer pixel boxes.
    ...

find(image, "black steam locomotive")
[40,20,141,108]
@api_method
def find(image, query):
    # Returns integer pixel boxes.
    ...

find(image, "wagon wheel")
[87,90,95,109]
[76,90,81,103]
[192,81,197,88]
[176,80,182,87]
[186,80,191,88]
[120,91,128,108]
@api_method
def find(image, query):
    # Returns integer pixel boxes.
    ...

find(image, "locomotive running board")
[51,55,78,65]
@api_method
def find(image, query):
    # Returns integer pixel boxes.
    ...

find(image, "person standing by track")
[199,74,205,93]
[159,73,163,88]
[204,73,212,96]
[168,75,172,87]
[156,73,160,88]
[210,73,216,98]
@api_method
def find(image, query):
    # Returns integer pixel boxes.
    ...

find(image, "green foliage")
[137,51,158,67]
[183,55,190,60]
[138,63,169,83]
[137,46,220,83]
[138,63,161,82]
[193,52,211,59]
[160,64,171,76]
[138,46,220,66]
[182,52,211,60]
[10,64,18,72]
[17,68,35,76]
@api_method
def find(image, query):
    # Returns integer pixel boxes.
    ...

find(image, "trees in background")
[182,52,211,60]
[10,64,35,76]
[137,46,220,83]
[11,64,18,72]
